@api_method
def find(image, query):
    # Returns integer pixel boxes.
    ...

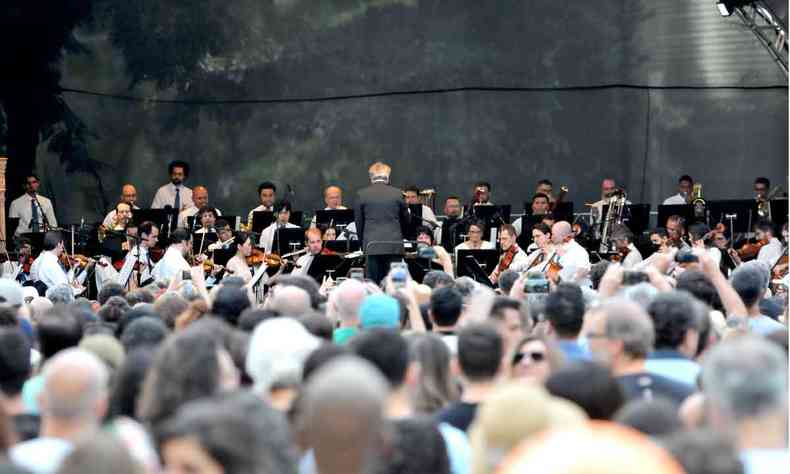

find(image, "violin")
[737,239,768,261]
[610,246,631,263]
[546,253,563,283]
[59,253,97,270]
[246,248,281,267]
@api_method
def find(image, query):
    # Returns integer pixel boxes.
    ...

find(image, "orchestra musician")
[259,200,300,253]
[193,207,219,234]
[455,219,495,252]
[729,220,784,268]
[310,185,348,228]
[588,179,630,234]
[551,221,590,284]
[96,221,159,291]
[151,160,193,211]
[710,228,737,276]
[469,181,493,207]
[247,181,277,224]
[609,224,643,269]
[512,193,551,237]
[321,226,337,242]
[354,161,409,284]
[490,224,529,284]
[109,202,133,230]
[415,226,454,276]
[523,223,555,272]
[28,231,72,291]
[754,177,771,201]
[663,175,694,205]
[102,184,139,227]
[688,223,721,267]
[178,186,222,229]
[291,228,324,277]
[207,220,235,252]
[224,232,254,284]
[9,174,58,235]
[665,215,689,249]
[152,228,192,283]
[435,196,464,252]
[403,185,439,227]
[535,179,555,203]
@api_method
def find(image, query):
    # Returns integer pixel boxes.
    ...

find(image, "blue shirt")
[645,350,701,387]
[557,340,591,361]
[741,449,790,474]
[747,315,786,336]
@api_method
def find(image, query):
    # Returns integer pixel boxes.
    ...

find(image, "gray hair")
[45,283,75,305]
[702,336,787,422]
[42,348,109,420]
[603,300,655,359]
[268,285,311,317]
[620,282,659,309]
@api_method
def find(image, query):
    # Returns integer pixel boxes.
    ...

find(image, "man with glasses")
[9,175,58,235]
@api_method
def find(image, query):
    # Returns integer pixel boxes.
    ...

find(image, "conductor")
[355,162,409,284]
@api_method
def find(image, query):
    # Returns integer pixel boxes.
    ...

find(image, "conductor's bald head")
[301,356,389,474]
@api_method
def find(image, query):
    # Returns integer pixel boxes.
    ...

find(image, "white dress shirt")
[247,204,274,226]
[9,194,58,234]
[558,240,591,283]
[413,205,439,227]
[662,194,687,205]
[30,251,68,289]
[95,246,152,291]
[151,183,193,210]
[524,248,552,273]
[621,243,644,269]
[259,222,301,253]
[757,237,784,268]
[499,247,531,274]
[102,205,140,228]
[151,246,190,283]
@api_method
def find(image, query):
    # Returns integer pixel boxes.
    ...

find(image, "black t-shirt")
[436,401,478,433]
[617,372,695,406]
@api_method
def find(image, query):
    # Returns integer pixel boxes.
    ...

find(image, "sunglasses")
[512,351,546,365]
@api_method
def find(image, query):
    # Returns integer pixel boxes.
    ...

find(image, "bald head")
[120,184,137,205]
[302,356,388,474]
[41,348,109,421]
[330,279,366,323]
[192,186,209,208]
[551,221,573,244]
[324,186,343,209]
[269,285,311,316]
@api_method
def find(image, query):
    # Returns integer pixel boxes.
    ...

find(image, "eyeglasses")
[512,351,546,365]
[468,229,482,234]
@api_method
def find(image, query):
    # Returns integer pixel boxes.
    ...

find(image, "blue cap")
[359,294,400,329]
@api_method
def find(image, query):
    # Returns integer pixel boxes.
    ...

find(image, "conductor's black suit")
[354,181,409,283]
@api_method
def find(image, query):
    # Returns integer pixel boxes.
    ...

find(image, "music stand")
[324,240,361,253]
[315,209,355,228]
[404,204,424,240]
[188,215,240,232]
[600,204,651,236]
[273,228,305,256]
[771,200,788,227]
[657,204,694,228]
[134,208,178,244]
[516,214,544,250]
[192,231,218,256]
[251,211,275,233]
[6,217,20,245]
[211,248,235,267]
[551,201,574,223]
[706,200,759,235]
[456,249,499,283]
[457,252,497,288]
[306,254,345,283]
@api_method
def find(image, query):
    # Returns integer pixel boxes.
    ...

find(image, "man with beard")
[151,160,193,212]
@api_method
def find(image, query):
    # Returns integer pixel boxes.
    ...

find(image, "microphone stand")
[32,193,50,232]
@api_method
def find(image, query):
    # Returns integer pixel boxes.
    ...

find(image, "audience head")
[488,296,530,354]
[211,285,252,325]
[37,306,83,360]
[429,286,463,328]
[328,278,366,324]
[587,300,654,367]
[457,323,503,383]
[546,361,625,420]
[544,283,585,339]
[98,283,126,306]
[154,293,189,330]
[423,270,454,290]
[406,333,459,413]
[730,261,770,309]
[510,334,564,385]
[40,348,109,424]
[120,317,169,353]
[613,398,683,437]
[647,291,701,356]
[359,294,400,329]
[350,328,410,389]
[0,328,31,399]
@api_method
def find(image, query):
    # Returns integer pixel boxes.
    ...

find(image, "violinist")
[489,224,529,284]
[28,231,70,290]
[731,221,784,268]
[224,232,253,284]
[609,225,642,269]
[688,223,721,267]
[523,223,555,273]
[95,221,159,291]
[551,221,590,284]
[666,215,690,249]
[292,228,324,277]
[151,228,191,283]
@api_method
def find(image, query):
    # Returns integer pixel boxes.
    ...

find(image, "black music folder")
[252,211,304,233]
[314,209,355,227]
